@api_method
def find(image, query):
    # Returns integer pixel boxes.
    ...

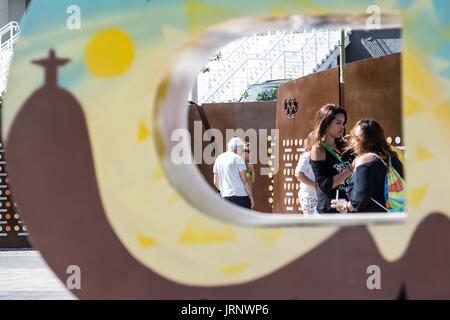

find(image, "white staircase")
[198,28,347,103]
[0,21,20,94]
[314,31,352,73]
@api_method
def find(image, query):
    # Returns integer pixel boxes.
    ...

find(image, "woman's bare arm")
[331,167,353,189]
[296,172,316,189]
[311,145,352,189]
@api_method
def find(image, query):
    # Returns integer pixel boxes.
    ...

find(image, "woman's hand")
[331,199,348,213]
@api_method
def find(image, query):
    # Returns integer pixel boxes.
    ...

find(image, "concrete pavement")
[0,250,76,300]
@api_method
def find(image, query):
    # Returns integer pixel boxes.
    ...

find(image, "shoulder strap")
[369,153,388,167]
[368,153,391,212]
[319,142,344,163]
[370,197,390,212]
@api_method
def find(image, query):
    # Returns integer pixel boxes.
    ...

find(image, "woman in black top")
[310,104,354,213]
[331,118,404,213]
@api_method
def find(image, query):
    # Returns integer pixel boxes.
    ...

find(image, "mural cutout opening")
[172,19,406,224]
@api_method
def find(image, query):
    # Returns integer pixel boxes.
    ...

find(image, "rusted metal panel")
[188,102,276,213]
[274,68,340,214]
[344,53,403,143]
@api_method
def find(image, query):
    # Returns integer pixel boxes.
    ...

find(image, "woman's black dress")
[310,148,353,214]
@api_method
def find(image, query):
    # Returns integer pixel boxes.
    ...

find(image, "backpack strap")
[369,153,388,167]
[370,196,390,212]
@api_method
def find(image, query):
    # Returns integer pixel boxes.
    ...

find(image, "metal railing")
[200,31,292,102]
[0,21,21,94]
[199,29,345,103]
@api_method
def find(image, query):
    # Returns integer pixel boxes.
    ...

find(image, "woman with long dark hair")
[309,104,354,213]
[331,118,405,213]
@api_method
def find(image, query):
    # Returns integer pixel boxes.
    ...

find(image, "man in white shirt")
[213,137,254,209]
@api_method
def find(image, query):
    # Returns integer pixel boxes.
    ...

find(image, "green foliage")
[256,88,278,101]
[209,51,222,62]
[201,51,222,74]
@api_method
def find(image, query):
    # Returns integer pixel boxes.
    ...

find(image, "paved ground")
[0,250,76,300]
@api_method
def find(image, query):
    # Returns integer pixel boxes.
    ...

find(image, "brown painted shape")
[401,214,450,299]
[5,51,450,299]
[274,68,340,213]
[188,102,276,213]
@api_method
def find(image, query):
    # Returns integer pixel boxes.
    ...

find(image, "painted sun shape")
[85,28,134,77]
